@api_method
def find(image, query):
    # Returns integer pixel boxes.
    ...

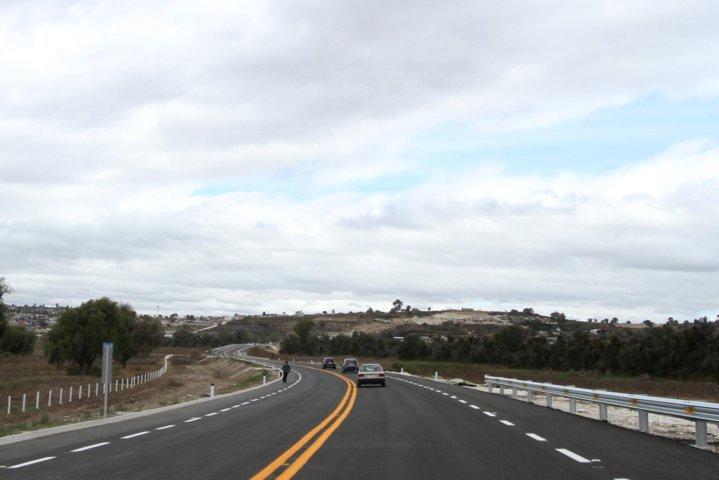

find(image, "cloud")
[1,1,719,320]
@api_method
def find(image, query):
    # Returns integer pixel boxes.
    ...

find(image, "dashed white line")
[205,412,218,416]
[220,408,231,412]
[458,399,467,404]
[526,433,547,442]
[470,404,480,410]
[500,420,515,426]
[7,457,56,469]
[556,449,592,463]
[251,398,259,402]
[442,393,449,396]
[483,411,496,417]
[185,417,201,423]
[121,431,149,439]
[450,395,458,399]
[71,442,110,452]
[241,401,250,405]
[156,425,175,430]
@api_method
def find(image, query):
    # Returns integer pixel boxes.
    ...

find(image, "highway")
[1,345,718,479]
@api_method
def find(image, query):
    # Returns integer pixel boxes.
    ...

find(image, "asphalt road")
[1,346,718,479]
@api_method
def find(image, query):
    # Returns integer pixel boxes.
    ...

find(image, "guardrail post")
[526,390,534,403]
[638,410,649,432]
[546,393,553,408]
[499,386,505,395]
[569,398,577,413]
[486,383,492,393]
[695,421,708,448]
[599,403,608,421]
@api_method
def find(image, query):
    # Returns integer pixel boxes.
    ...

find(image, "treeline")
[0,277,36,355]
[280,318,719,380]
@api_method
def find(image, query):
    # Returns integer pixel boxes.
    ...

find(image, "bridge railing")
[484,375,719,449]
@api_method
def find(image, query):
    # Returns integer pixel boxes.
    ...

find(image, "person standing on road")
[281,361,291,383]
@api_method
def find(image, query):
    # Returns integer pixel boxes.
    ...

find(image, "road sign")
[102,342,113,418]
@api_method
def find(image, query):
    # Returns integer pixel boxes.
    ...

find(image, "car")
[357,363,385,387]
[322,357,336,369]
[341,358,359,373]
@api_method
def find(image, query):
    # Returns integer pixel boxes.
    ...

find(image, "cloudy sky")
[1,1,718,321]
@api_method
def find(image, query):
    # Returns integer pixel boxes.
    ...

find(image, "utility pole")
[102,342,113,418]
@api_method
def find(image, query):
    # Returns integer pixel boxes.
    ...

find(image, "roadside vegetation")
[0,277,36,355]
[280,315,719,382]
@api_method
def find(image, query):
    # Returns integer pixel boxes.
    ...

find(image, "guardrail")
[485,375,719,448]
[3,355,171,416]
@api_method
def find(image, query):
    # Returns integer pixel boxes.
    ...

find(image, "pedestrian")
[282,361,291,383]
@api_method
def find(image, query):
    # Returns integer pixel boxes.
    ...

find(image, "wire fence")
[3,355,171,416]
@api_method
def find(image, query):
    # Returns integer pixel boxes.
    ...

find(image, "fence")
[3,355,171,416]
[485,375,719,448]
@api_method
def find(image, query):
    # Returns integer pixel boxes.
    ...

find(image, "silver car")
[357,363,386,387]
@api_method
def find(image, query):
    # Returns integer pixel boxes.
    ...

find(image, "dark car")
[322,357,336,369]
[341,358,359,373]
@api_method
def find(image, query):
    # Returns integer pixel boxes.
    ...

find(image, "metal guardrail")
[485,375,718,449]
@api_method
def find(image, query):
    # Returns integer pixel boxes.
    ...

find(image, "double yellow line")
[251,370,357,480]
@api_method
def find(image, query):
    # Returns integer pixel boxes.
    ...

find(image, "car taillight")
[358,373,365,378]
[378,373,384,377]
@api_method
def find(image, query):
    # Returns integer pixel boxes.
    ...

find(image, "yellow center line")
[251,370,355,480]
[276,375,357,479]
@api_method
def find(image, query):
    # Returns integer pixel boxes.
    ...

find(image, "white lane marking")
[71,442,110,452]
[205,412,218,416]
[556,449,592,463]
[156,425,175,430]
[470,404,480,409]
[442,393,449,396]
[241,401,250,405]
[231,405,240,408]
[220,408,231,412]
[251,398,258,402]
[526,433,547,442]
[450,395,457,399]
[459,399,468,404]
[613,478,630,480]
[122,431,149,439]
[8,457,56,469]
[436,391,443,394]
[185,417,201,423]
[483,411,496,417]
[500,420,515,426]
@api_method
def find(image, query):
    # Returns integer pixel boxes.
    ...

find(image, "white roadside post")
[36,391,40,410]
[69,386,73,403]
[210,383,215,398]
[21,393,26,412]
[434,371,438,380]
[59,388,63,405]
[102,342,113,418]
[6,396,10,414]
[696,421,708,448]
[263,375,266,385]
[47,389,52,407]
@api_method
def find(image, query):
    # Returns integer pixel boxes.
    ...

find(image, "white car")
[357,363,386,387]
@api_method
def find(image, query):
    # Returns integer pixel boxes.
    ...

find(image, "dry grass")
[0,346,265,437]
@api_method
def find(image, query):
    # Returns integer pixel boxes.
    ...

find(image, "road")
[1,345,718,479]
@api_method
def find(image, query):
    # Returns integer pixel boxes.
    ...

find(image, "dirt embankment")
[0,348,268,437]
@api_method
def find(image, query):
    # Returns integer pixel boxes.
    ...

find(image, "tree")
[391,299,403,313]
[45,297,137,373]
[0,277,12,338]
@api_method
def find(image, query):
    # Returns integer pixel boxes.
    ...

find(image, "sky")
[1,1,718,321]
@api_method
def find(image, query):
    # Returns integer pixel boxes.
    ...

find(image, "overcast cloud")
[1,1,718,320]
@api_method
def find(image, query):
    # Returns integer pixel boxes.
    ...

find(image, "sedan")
[357,363,386,387]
